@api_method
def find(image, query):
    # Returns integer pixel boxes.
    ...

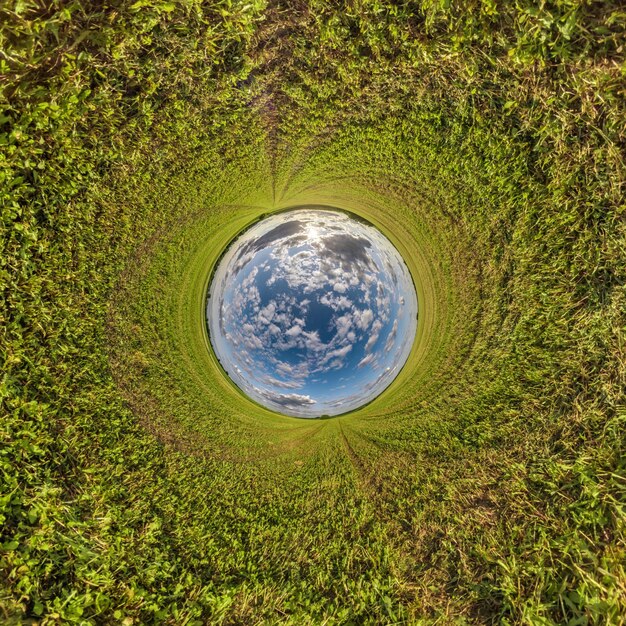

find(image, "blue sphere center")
[207,207,418,417]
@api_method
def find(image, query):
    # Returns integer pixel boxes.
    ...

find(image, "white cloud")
[365,319,383,352]
[354,308,374,330]
[333,345,352,359]
[244,335,263,350]
[385,320,398,352]
[241,266,258,289]
[258,302,276,324]
[303,331,324,351]
[262,376,304,390]
[321,344,352,367]
[261,391,316,408]
[276,362,293,376]
[335,314,352,338]
[358,353,375,368]
[276,361,309,379]
[320,293,352,311]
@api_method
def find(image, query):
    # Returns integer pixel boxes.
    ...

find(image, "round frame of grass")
[6,2,624,616]
[107,134,481,457]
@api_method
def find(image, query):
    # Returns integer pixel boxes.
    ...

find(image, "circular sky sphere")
[207,207,418,417]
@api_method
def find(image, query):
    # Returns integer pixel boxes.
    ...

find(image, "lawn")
[1,0,624,623]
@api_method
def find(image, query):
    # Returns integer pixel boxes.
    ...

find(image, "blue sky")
[207,208,418,417]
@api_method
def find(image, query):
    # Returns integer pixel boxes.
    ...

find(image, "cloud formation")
[208,208,418,417]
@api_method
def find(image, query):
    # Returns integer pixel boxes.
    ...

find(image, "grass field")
[2,0,625,624]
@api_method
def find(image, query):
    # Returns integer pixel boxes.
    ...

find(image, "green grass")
[2,0,625,624]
